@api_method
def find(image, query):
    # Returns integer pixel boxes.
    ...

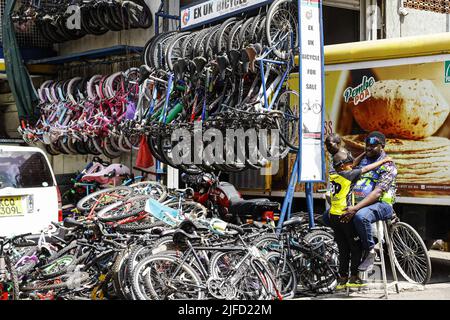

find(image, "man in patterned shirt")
[340,131,397,272]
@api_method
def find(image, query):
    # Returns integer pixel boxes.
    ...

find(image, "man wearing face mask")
[340,131,397,273]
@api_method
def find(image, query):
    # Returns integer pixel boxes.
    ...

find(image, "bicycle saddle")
[63,217,84,228]
[209,60,220,78]
[193,56,207,73]
[228,49,242,72]
[172,228,201,245]
[138,65,152,85]
[216,54,229,79]
[245,46,258,73]
[240,48,251,73]
[173,58,188,80]
[282,216,304,228]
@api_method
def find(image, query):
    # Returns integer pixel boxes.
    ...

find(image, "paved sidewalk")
[295,250,450,300]
[295,282,450,300]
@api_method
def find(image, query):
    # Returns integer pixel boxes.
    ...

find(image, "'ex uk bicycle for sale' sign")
[297,0,325,182]
[180,0,272,30]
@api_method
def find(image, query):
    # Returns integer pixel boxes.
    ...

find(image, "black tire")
[389,221,432,285]
[115,220,166,232]
[265,251,297,299]
[76,186,134,212]
[266,0,298,60]
[131,254,204,300]
[2,257,20,300]
[252,234,281,254]
[96,195,151,222]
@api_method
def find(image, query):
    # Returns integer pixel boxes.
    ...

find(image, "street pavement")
[295,249,450,300]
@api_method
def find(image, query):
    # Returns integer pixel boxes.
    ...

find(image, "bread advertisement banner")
[325,60,450,199]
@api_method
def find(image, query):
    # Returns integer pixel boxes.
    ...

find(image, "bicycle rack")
[154,1,180,183]
[155,0,181,35]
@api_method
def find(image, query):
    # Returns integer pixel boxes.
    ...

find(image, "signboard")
[180,0,272,30]
[298,0,325,182]
[325,59,450,199]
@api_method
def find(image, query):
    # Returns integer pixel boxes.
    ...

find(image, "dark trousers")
[329,214,363,277]
[353,202,393,250]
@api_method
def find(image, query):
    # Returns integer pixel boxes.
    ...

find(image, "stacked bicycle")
[21,0,301,175]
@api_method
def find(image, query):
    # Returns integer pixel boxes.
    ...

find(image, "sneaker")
[346,275,367,288]
[358,249,376,272]
[335,277,348,291]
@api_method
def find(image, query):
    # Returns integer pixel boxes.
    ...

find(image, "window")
[0,151,54,189]
[323,5,361,45]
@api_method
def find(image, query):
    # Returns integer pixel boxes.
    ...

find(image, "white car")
[0,145,61,236]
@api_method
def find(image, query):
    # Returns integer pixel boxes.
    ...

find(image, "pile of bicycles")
[21,0,301,175]
[1,182,340,300]
[12,0,153,43]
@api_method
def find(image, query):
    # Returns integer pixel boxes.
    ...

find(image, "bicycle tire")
[227,19,244,53]
[131,253,205,300]
[115,220,165,232]
[129,181,168,202]
[76,186,134,212]
[215,17,238,54]
[266,0,298,60]
[209,250,271,300]
[3,257,20,300]
[96,195,150,222]
[166,32,191,71]
[389,221,432,285]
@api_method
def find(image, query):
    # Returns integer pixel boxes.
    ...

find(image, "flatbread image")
[342,135,450,152]
[391,146,450,159]
[341,134,450,186]
[351,79,450,139]
[394,156,450,167]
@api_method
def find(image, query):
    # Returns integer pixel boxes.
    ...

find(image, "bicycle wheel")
[131,254,205,300]
[273,90,299,151]
[266,0,298,60]
[76,186,134,212]
[129,181,168,202]
[253,234,281,254]
[265,251,297,299]
[163,200,207,220]
[166,32,191,71]
[304,229,339,273]
[389,221,432,285]
[0,257,19,300]
[209,251,269,300]
[96,195,151,222]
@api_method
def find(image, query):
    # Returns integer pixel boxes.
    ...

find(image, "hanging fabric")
[2,0,39,123]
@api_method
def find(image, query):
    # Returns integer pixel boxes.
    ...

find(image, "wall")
[385,1,450,38]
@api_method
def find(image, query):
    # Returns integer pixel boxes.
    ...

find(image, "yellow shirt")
[329,169,362,216]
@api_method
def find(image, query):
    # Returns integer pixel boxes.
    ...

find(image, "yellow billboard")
[325,60,450,198]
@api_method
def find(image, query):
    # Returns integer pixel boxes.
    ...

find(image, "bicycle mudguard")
[145,198,181,227]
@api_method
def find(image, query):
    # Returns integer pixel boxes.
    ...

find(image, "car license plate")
[0,196,24,217]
